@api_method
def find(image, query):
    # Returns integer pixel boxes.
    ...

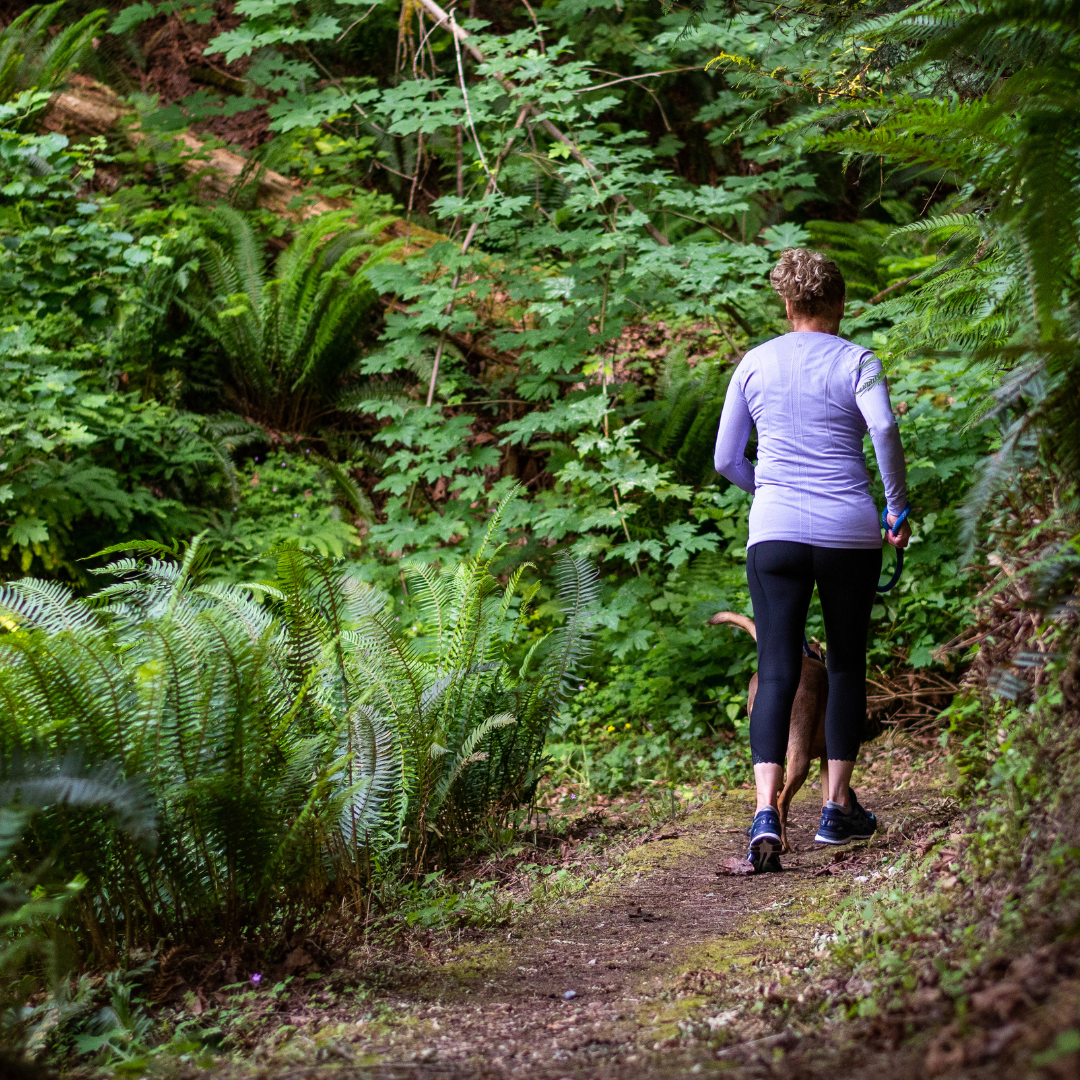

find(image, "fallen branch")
[44,75,442,250]
[578,66,700,93]
[867,274,918,305]
[45,76,341,221]
[715,1031,796,1059]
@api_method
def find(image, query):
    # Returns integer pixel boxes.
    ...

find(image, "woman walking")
[714,248,911,871]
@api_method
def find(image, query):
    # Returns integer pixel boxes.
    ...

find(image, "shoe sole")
[814,830,876,845]
[749,833,781,869]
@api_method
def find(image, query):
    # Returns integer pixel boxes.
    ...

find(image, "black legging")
[746,541,882,765]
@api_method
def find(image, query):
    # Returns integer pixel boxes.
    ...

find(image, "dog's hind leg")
[777,754,813,853]
[819,756,829,806]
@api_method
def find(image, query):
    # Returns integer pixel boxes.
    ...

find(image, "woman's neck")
[785,299,844,336]
[790,315,841,335]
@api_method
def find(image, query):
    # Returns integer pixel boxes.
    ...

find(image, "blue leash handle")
[876,505,910,593]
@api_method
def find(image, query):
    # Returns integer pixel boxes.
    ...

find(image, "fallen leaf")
[813,853,859,877]
[717,857,754,875]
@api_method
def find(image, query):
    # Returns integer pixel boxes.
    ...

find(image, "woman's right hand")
[886,512,912,549]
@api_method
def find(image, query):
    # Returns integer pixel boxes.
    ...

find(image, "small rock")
[563,990,577,1001]
[706,1009,738,1031]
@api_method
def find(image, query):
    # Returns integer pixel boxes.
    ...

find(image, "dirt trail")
[249,774,955,1080]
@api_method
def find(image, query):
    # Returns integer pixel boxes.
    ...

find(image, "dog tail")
[706,611,757,640]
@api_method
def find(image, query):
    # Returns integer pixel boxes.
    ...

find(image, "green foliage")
[4,0,1044,926]
[549,552,756,793]
[204,449,364,578]
[0,5,1072,1077]
[191,200,405,430]
[793,0,1080,556]
[861,351,995,669]
[639,353,734,486]
[346,494,601,864]
[0,3,105,108]
[819,652,1074,1024]
[0,128,174,325]
[0,545,378,963]
[8,3,1080,1069]
[0,318,237,578]
[0,758,155,1060]
[167,0,997,796]
[0,527,593,981]
[0,124,247,579]
[0,538,374,953]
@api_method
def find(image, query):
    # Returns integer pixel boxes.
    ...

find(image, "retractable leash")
[876,504,911,592]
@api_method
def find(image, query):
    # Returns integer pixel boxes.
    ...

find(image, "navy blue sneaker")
[746,806,783,871]
[814,788,877,845]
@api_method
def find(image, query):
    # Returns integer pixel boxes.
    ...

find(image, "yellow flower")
[624,723,631,729]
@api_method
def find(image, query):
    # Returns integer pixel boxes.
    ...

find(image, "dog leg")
[777,782,792,854]
[819,756,829,806]
[776,758,813,853]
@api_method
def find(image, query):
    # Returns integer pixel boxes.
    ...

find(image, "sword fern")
[190,205,407,431]
[0,525,592,953]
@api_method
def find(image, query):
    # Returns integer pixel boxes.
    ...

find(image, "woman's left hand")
[886,513,912,549]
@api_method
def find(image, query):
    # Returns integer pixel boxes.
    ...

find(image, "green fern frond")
[0,755,156,842]
[429,711,516,814]
[889,213,982,238]
[311,454,375,524]
[0,579,102,634]
[0,3,105,104]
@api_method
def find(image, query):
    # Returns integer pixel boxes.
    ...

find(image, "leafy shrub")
[639,352,734,487]
[0,758,154,1062]
[0,120,242,578]
[0,539,377,954]
[0,510,596,958]
[0,3,104,107]
[205,448,365,578]
[0,318,240,578]
[356,516,600,866]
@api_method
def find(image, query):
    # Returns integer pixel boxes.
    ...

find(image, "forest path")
[253,768,955,1080]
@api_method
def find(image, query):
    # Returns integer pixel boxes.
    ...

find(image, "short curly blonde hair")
[769,247,845,317]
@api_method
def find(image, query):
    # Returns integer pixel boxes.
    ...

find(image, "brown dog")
[708,612,828,852]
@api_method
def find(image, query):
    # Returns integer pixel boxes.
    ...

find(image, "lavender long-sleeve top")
[713,332,907,549]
